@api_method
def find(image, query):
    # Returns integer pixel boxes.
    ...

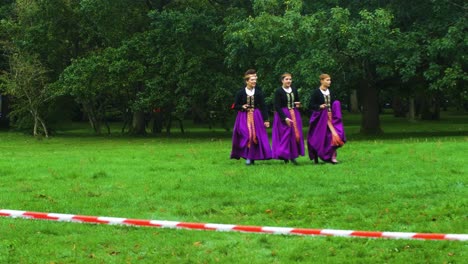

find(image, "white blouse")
[320,88,330,96]
[245,87,255,96]
[282,87,292,94]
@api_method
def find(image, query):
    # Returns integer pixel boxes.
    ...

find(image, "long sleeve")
[274,88,287,121]
[308,89,324,112]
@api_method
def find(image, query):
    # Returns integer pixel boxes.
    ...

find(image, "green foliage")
[225,5,320,100]
[1,0,467,135]
[142,5,235,123]
[11,0,78,77]
[51,1,237,133]
[386,0,467,110]
[252,0,282,15]
[224,6,401,109]
[1,51,51,135]
[0,0,81,132]
[51,47,135,133]
[78,0,150,50]
[394,31,421,82]
[425,19,467,98]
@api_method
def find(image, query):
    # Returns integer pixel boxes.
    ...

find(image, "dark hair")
[281,72,292,81]
[244,69,257,75]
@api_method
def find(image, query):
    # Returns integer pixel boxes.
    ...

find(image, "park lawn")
[0,112,467,263]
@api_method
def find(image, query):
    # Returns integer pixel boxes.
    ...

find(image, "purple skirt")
[230,109,272,160]
[307,101,346,161]
[271,108,305,160]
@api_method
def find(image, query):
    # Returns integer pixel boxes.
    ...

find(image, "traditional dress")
[272,87,305,161]
[307,88,346,162]
[230,87,272,161]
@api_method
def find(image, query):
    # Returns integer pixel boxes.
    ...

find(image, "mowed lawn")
[0,112,467,263]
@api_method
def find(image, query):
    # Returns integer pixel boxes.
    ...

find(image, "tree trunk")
[420,96,430,120]
[131,111,146,135]
[38,115,49,138]
[360,80,382,134]
[33,115,38,136]
[350,89,359,113]
[121,109,131,134]
[31,109,48,137]
[408,97,415,120]
[433,101,440,120]
[104,121,110,135]
[0,95,10,129]
[178,118,184,133]
[83,103,101,134]
[88,115,101,134]
[166,114,172,135]
[392,95,406,117]
[420,95,440,120]
[151,112,163,134]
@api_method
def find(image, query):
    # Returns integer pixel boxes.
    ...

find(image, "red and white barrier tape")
[1,209,467,241]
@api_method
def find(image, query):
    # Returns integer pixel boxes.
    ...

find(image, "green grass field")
[0,112,467,263]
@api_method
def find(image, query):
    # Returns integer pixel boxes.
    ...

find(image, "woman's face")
[320,77,331,88]
[282,75,292,88]
[246,76,257,89]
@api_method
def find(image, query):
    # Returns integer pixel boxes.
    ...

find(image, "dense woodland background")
[0,0,466,137]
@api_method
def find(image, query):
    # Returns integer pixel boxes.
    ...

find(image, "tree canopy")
[0,0,466,136]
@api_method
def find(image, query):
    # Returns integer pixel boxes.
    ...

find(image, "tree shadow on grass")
[52,128,467,142]
[347,130,468,141]
[53,128,234,141]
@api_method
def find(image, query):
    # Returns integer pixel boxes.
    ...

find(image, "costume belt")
[289,109,300,143]
[247,109,257,147]
[327,111,344,146]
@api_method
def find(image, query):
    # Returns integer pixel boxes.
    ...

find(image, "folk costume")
[230,87,272,162]
[307,88,346,163]
[272,87,305,162]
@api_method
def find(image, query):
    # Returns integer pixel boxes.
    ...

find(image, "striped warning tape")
[1,209,467,241]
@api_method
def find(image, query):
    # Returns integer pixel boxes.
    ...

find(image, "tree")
[52,52,117,134]
[387,0,468,119]
[78,0,151,51]
[423,18,467,115]
[0,0,81,133]
[139,3,236,134]
[225,2,403,134]
[1,52,51,136]
[10,0,79,78]
[53,0,236,135]
[343,9,401,133]
[2,0,465,137]
[51,0,154,134]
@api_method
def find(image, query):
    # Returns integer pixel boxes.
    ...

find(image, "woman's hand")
[264,121,270,128]
[285,118,293,127]
[320,104,326,109]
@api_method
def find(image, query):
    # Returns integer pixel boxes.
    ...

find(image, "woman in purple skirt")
[230,74,272,165]
[307,74,346,164]
[272,73,304,165]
